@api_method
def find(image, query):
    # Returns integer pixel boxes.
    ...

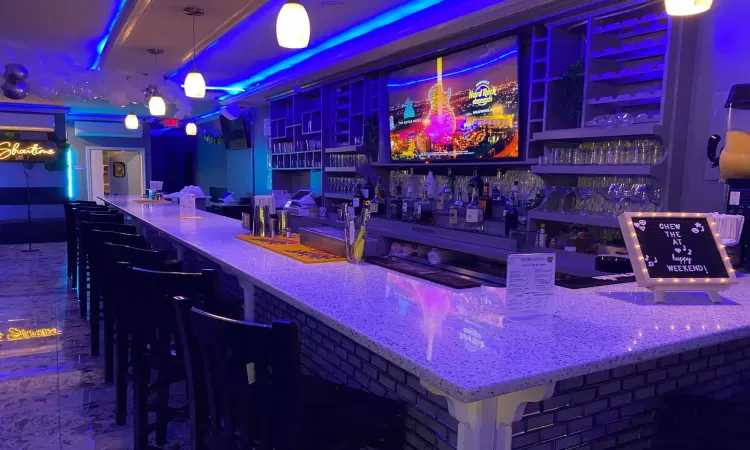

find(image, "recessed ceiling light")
[322,1,345,7]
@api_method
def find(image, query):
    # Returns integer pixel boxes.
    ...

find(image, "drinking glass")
[574,187,593,215]
[538,186,556,212]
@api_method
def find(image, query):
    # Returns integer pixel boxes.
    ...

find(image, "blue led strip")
[386,49,518,88]
[66,150,74,199]
[90,0,129,70]
[218,0,447,101]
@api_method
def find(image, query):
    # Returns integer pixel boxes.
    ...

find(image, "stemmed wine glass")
[649,187,662,212]
[629,184,652,212]
[574,187,593,216]
[557,187,574,214]
[538,186,556,212]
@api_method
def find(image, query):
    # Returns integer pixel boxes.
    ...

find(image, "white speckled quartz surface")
[102,195,750,403]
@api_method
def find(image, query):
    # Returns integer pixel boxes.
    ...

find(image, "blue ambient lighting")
[89,0,129,70]
[180,85,246,93]
[66,150,74,199]
[218,0,447,101]
[386,49,518,87]
[192,109,223,122]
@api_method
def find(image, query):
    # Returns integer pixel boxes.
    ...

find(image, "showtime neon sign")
[0,141,57,162]
[0,327,61,341]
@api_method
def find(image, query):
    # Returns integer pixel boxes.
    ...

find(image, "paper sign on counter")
[180,194,196,218]
[505,253,556,316]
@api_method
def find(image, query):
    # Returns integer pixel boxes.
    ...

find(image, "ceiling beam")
[95,0,155,69]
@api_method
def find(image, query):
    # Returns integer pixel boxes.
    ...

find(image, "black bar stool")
[63,201,96,279]
[101,242,181,384]
[87,229,146,358]
[173,298,406,450]
[69,204,109,286]
[76,211,123,317]
[115,266,216,449]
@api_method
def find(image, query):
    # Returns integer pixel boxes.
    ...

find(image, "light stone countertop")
[101,195,750,403]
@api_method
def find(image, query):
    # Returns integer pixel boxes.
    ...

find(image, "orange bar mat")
[133,199,172,204]
[235,234,346,264]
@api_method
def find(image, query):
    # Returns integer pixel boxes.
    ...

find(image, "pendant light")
[276,1,310,49]
[185,122,197,135]
[184,7,206,98]
[146,49,166,116]
[665,0,713,16]
[125,112,139,130]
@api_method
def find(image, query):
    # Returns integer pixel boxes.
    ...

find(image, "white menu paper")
[180,194,196,217]
[505,253,556,316]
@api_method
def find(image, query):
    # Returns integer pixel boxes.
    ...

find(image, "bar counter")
[101,195,750,450]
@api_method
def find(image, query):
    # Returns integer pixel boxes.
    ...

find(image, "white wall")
[681,0,750,212]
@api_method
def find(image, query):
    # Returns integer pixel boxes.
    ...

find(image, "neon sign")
[0,327,61,341]
[0,141,57,162]
[469,80,497,107]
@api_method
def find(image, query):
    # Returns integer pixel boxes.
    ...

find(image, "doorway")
[87,146,146,201]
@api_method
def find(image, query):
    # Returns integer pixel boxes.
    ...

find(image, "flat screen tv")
[388,36,519,162]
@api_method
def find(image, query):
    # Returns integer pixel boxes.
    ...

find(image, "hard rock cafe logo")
[0,141,57,162]
[469,80,497,106]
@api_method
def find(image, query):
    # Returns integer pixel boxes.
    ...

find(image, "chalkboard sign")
[619,212,737,303]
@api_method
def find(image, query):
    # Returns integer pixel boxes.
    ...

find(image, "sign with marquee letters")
[619,212,738,303]
[0,140,57,162]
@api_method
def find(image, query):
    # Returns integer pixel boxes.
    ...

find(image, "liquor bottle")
[425,170,437,198]
[415,189,433,223]
[447,168,455,196]
[451,188,464,226]
[388,183,403,220]
[537,223,547,248]
[402,187,415,221]
[370,177,386,217]
[437,177,453,211]
[353,179,364,217]
[467,169,483,200]
[479,185,492,220]
[504,199,519,237]
[490,169,502,200]
[466,188,484,229]
[362,176,373,201]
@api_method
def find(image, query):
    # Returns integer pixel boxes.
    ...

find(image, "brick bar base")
[255,286,750,450]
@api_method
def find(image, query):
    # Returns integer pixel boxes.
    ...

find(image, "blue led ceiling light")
[217,0,447,101]
[90,0,129,70]
[386,49,518,88]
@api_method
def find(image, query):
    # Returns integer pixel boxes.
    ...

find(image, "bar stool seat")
[68,204,109,286]
[173,298,406,450]
[77,210,124,318]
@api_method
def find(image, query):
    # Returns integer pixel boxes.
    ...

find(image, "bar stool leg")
[104,300,115,382]
[115,322,129,425]
[133,351,150,450]
[155,368,169,445]
[90,284,100,356]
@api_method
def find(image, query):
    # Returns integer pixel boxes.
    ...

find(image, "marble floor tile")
[0,243,189,450]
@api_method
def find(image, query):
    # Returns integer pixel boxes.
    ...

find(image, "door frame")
[86,146,146,201]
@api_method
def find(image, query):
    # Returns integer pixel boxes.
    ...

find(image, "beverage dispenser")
[707,84,750,180]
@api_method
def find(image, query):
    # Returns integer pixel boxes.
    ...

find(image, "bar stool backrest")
[82,221,137,236]
[173,297,300,450]
[103,242,169,271]
[91,230,148,249]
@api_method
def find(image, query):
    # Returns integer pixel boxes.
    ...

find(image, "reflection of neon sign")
[469,80,497,106]
[0,141,57,162]
[0,328,61,341]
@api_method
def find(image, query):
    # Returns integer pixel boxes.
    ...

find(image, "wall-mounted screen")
[388,36,519,162]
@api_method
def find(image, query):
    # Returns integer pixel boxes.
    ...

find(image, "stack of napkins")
[711,213,745,246]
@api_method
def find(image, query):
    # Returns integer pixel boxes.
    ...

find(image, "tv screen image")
[388,37,519,162]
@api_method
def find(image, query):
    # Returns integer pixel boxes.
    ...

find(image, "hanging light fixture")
[185,122,197,135]
[276,1,310,49]
[125,112,139,130]
[665,0,713,16]
[146,49,166,116]
[184,7,206,98]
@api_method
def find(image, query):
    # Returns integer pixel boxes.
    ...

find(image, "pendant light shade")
[185,122,197,135]
[665,0,712,16]
[125,113,139,130]
[276,1,310,49]
[148,95,166,116]
[184,71,206,98]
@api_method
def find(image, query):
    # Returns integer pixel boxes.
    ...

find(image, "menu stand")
[619,212,737,303]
